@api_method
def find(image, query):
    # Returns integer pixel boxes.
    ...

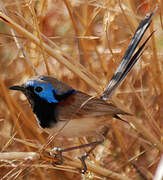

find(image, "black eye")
[35,86,43,93]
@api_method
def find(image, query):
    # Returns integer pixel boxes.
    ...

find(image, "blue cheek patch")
[26,80,58,103]
[26,78,78,103]
[37,84,59,103]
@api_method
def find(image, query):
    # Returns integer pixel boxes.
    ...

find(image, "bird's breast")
[32,98,58,128]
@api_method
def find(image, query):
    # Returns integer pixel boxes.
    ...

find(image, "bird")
[9,7,156,172]
[9,75,129,138]
[9,75,130,173]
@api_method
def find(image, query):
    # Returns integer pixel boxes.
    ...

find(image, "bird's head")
[9,76,77,106]
[10,76,77,128]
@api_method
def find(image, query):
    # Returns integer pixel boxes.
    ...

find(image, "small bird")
[9,75,128,138]
[10,75,130,172]
[9,8,156,172]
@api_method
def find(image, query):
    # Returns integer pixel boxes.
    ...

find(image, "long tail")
[101,6,158,100]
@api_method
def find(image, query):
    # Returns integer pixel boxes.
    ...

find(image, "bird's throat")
[32,97,58,128]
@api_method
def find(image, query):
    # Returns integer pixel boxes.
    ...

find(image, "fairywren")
[9,75,128,138]
[9,7,156,172]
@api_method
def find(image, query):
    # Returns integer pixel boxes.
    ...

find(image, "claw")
[51,147,63,165]
[78,155,88,173]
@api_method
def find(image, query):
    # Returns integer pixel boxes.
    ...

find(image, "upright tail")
[101,6,158,100]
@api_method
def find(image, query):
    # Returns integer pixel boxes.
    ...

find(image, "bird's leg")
[52,132,107,173]
[78,128,109,173]
[78,138,104,173]
[52,140,103,164]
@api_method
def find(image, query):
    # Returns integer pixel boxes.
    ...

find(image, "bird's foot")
[51,147,63,165]
[78,154,88,174]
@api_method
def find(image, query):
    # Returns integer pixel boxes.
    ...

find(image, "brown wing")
[41,76,129,120]
[57,91,129,120]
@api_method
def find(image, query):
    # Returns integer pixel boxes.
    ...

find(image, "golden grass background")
[0,0,163,179]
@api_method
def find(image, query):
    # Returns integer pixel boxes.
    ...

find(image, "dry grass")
[0,0,163,179]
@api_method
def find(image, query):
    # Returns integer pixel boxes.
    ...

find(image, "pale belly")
[44,116,112,138]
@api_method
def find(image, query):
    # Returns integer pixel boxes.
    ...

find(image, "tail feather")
[101,7,157,100]
[112,31,154,88]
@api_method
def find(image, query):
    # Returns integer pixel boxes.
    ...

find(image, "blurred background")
[0,0,163,179]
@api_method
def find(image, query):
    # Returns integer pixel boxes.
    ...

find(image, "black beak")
[9,85,26,92]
